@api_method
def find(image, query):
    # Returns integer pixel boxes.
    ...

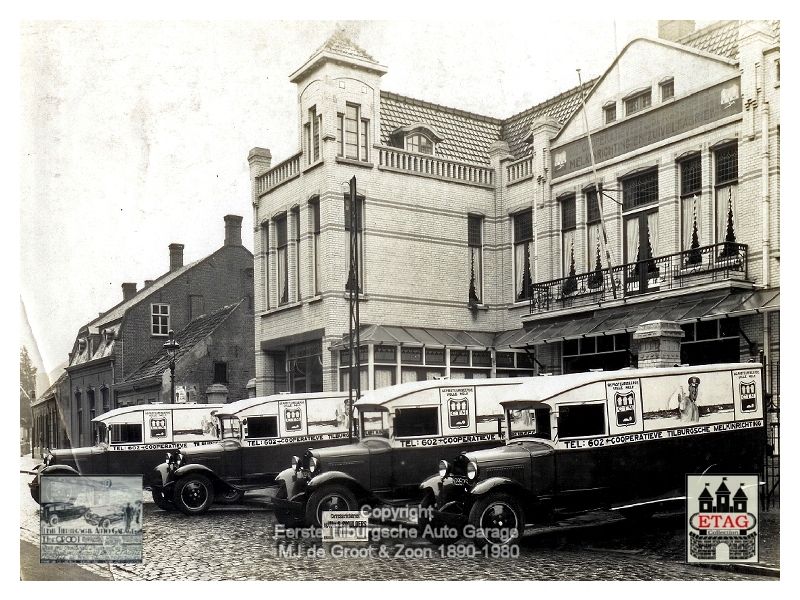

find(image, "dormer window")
[391,122,443,155]
[660,77,674,102]
[624,88,652,116]
[407,133,433,155]
[603,101,616,124]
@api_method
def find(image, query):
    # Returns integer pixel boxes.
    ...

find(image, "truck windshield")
[219,417,242,440]
[508,408,551,440]
[360,410,390,439]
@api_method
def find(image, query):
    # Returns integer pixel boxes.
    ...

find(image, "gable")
[555,37,737,145]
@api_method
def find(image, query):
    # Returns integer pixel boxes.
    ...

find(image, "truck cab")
[29,403,223,504]
[423,363,766,547]
[272,378,528,528]
[146,391,353,515]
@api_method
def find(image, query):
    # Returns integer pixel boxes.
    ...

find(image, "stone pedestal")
[246,378,257,398]
[633,320,684,369]
[206,383,229,404]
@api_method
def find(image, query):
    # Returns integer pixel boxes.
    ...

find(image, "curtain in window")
[562,230,575,276]
[587,224,601,271]
[469,245,482,303]
[625,217,639,265]
[647,212,659,258]
[401,369,418,384]
[277,247,288,304]
[514,241,531,299]
[716,184,738,245]
[374,367,394,389]
[682,195,703,251]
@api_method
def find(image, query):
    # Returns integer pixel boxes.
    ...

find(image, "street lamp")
[163,330,180,403]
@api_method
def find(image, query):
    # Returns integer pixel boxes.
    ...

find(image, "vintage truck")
[271,377,529,528]
[28,403,223,504]
[146,391,354,515]
[422,363,766,547]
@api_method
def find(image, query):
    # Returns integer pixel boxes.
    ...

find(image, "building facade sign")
[552,78,742,177]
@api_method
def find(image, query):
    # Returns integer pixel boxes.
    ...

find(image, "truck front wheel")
[305,484,357,528]
[468,493,524,548]
[151,488,176,511]
[173,475,215,516]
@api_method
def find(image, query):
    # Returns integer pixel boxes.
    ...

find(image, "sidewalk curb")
[695,562,780,579]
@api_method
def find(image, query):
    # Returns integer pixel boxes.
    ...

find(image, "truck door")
[389,406,443,498]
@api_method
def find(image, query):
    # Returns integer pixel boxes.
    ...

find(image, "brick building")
[59,215,254,448]
[249,22,779,415]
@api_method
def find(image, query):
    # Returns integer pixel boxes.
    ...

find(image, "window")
[244,416,278,439]
[624,89,651,116]
[76,391,82,438]
[310,199,321,295]
[88,389,96,422]
[513,211,533,301]
[292,207,301,301]
[275,215,288,305]
[586,188,602,273]
[151,304,170,336]
[680,156,703,261]
[344,194,364,293]
[101,387,109,412]
[261,222,270,310]
[714,145,739,255]
[213,362,228,384]
[288,340,323,393]
[110,424,143,444]
[622,169,658,210]
[407,133,433,155]
[395,407,439,438]
[468,215,483,305]
[561,195,576,282]
[338,104,369,161]
[558,403,606,438]
[604,103,616,124]
[660,78,674,101]
[306,106,321,164]
[563,333,631,373]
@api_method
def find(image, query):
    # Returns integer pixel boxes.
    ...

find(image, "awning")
[508,288,779,348]
[329,324,495,350]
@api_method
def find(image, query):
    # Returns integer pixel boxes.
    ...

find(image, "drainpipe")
[759,53,772,373]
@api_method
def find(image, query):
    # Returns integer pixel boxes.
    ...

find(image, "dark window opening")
[244,416,278,439]
[395,407,439,437]
[111,424,143,444]
[213,362,228,384]
[558,404,606,438]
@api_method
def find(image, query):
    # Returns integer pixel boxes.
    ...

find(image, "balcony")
[255,152,302,195]
[527,242,749,314]
[377,146,494,187]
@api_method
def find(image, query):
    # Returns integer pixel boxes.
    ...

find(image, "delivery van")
[272,377,526,528]
[29,403,223,504]
[146,391,353,515]
[422,363,766,547]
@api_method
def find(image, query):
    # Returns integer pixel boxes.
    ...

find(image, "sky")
[19,16,723,382]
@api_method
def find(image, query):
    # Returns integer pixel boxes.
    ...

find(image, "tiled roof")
[502,80,598,159]
[123,302,242,383]
[380,92,502,165]
[310,29,377,63]
[34,371,68,406]
[679,20,780,59]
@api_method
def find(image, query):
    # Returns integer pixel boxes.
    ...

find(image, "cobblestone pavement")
[20,457,778,582]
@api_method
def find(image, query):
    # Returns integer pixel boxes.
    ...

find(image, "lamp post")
[163,330,180,403]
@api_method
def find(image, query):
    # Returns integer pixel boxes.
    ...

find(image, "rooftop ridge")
[310,28,377,63]
[380,90,503,126]
[677,19,738,45]
[504,77,599,124]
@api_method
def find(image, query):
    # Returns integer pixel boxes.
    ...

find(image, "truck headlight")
[291,456,300,471]
[466,461,478,481]
[438,460,450,478]
[43,452,53,467]
[308,456,320,474]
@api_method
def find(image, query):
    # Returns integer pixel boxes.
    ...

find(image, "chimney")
[144,280,154,288]
[122,282,137,301]
[224,215,243,247]
[658,20,695,42]
[169,243,185,272]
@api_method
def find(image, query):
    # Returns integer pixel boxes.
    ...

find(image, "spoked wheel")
[215,488,245,505]
[468,493,523,548]
[48,514,59,527]
[305,484,357,528]
[151,488,176,511]
[173,474,215,516]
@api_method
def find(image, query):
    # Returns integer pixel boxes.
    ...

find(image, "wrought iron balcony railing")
[528,242,749,314]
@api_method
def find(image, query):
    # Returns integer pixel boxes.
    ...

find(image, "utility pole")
[346,176,361,441]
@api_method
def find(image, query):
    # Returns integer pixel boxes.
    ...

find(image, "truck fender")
[145,463,172,489]
[419,475,443,501]
[306,471,368,500]
[172,463,223,487]
[470,476,528,499]
[275,467,304,500]
[39,465,81,477]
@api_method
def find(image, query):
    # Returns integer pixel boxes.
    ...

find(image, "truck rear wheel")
[469,493,523,548]
[215,488,245,505]
[305,484,357,528]
[173,474,215,516]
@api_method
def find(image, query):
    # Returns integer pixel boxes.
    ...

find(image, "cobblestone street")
[20,459,778,582]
